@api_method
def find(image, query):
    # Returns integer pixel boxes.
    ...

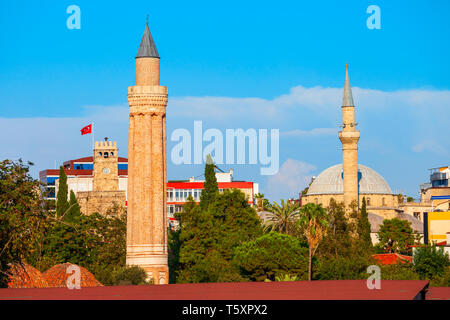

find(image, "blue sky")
[1,0,449,201]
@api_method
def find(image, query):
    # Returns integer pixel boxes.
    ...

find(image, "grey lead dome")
[306,164,393,195]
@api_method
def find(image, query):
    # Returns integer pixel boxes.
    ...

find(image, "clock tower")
[93,140,119,192]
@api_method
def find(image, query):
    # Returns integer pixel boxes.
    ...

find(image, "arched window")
[314,198,318,205]
[110,152,114,157]
[382,197,386,206]
[98,152,102,156]
[367,198,371,206]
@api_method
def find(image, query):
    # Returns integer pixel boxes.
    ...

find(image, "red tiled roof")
[426,287,450,300]
[372,253,413,265]
[0,280,428,300]
[43,263,103,288]
[7,263,49,289]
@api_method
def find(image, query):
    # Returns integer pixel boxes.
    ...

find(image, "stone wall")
[77,190,126,216]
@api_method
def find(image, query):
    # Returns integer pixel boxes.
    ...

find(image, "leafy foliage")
[263,199,300,236]
[56,166,69,217]
[357,197,372,251]
[413,245,450,280]
[379,264,420,280]
[176,188,262,283]
[111,265,152,286]
[233,232,308,281]
[298,203,328,281]
[0,160,47,287]
[375,218,419,254]
[199,154,218,210]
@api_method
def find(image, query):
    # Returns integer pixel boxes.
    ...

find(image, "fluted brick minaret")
[126,19,168,284]
[338,64,360,209]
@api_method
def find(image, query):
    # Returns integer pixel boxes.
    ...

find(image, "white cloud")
[265,159,316,202]
[412,140,450,157]
[281,128,338,137]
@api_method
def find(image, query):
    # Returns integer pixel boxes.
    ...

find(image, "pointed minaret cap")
[136,16,159,59]
[342,63,354,107]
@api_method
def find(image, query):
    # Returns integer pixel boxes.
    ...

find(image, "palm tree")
[298,203,328,281]
[263,199,300,235]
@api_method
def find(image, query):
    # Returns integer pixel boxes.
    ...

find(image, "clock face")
[103,167,110,174]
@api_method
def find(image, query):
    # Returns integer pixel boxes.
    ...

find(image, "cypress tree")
[357,197,372,250]
[66,190,82,223]
[56,166,69,217]
[200,154,218,210]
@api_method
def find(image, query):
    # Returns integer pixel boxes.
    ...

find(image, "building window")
[110,152,114,157]
[314,198,318,204]
[367,198,371,206]
[99,152,102,156]
[413,212,421,219]
[382,197,386,206]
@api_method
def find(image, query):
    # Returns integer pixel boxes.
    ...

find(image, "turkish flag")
[80,124,92,135]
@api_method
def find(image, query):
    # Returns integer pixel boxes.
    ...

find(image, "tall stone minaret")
[338,64,360,209]
[126,19,169,284]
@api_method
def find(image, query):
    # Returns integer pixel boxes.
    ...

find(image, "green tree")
[199,154,218,210]
[233,232,309,281]
[56,166,70,218]
[177,189,262,283]
[65,190,82,223]
[315,199,374,280]
[379,264,420,280]
[0,159,47,287]
[357,197,372,251]
[413,245,450,280]
[375,218,419,254]
[298,203,328,281]
[317,199,352,259]
[430,267,450,287]
[315,256,371,280]
[263,199,300,236]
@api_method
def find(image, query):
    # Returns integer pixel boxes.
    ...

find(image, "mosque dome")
[43,263,103,288]
[307,164,393,196]
[8,263,49,288]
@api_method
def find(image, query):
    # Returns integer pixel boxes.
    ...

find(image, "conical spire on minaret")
[136,16,159,59]
[342,63,354,107]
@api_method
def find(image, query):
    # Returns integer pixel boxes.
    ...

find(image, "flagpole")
[92,122,95,151]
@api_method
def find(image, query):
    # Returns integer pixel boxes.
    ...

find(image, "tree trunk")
[308,245,312,281]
